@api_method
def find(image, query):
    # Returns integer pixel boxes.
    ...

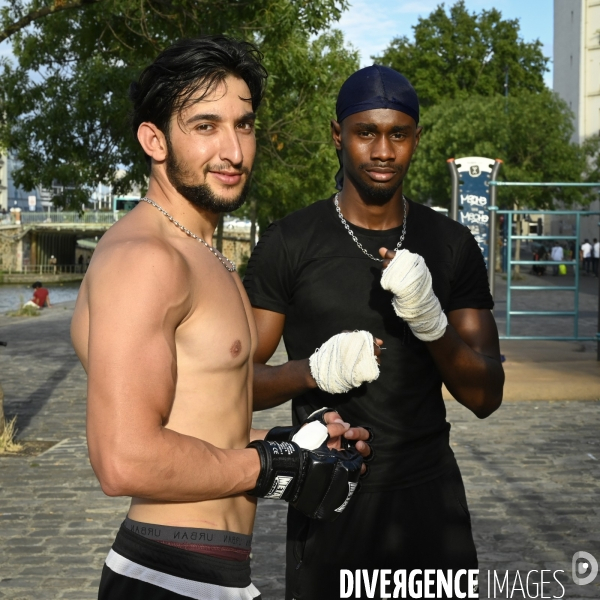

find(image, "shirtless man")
[71,36,367,599]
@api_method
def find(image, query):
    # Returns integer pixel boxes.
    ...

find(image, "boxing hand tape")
[309,331,380,394]
[380,249,448,342]
[246,440,363,520]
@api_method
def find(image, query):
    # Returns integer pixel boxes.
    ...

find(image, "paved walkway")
[0,299,599,599]
[478,271,599,402]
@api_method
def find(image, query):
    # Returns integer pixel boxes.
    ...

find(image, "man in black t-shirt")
[244,65,504,599]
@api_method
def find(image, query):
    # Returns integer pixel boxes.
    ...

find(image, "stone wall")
[0,226,22,271]
[222,234,252,271]
[0,227,254,277]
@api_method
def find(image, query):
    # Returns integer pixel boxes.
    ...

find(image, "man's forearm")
[427,325,504,418]
[90,427,261,501]
[253,360,317,411]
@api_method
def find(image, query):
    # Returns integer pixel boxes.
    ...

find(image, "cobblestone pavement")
[1,305,599,599]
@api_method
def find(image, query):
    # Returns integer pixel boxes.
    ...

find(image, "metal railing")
[19,211,123,225]
[496,208,600,342]
[0,211,125,226]
[5,264,86,275]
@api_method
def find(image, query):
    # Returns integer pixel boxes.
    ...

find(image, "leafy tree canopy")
[252,29,357,226]
[0,0,356,221]
[582,134,600,184]
[374,0,548,107]
[372,1,587,209]
[405,90,587,209]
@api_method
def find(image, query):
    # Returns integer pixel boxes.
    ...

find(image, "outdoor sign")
[28,195,37,211]
[453,157,495,267]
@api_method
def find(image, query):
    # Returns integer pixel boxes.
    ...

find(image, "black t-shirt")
[244,197,494,491]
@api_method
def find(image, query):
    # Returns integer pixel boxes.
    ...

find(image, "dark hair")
[32,281,42,288]
[129,36,267,161]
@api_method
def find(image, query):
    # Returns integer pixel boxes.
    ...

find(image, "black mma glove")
[264,407,334,447]
[265,406,374,457]
[246,438,362,520]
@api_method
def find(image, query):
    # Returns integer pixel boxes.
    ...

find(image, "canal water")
[0,282,81,314]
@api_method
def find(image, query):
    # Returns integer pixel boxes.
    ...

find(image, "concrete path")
[0,299,599,599]
[450,271,600,403]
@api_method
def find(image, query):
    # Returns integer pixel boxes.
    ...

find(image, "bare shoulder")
[87,214,193,321]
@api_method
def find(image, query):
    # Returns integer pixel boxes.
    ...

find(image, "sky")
[338,0,554,87]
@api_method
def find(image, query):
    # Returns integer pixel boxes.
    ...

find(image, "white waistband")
[105,549,260,600]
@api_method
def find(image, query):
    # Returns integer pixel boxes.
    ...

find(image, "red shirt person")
[30,282,50,308]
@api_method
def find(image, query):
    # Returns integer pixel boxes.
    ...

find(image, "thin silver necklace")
[140,197,236,272]
[334,192,408,262]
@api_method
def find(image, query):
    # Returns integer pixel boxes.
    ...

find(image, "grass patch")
[7,297,40,317]
[0,417,24,454]
[8,305,41,317]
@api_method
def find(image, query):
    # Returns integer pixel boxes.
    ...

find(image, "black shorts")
[99,524,262,599]
[285,463,477,600]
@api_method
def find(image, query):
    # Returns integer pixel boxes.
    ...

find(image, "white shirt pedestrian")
[551,245,563,262]
[581,241,592,258]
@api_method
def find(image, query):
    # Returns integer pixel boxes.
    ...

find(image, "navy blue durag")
[334,65,420,189]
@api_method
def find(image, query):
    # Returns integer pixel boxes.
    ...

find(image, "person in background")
[581,239,592,275]
[593,238,599,277]
[550,241,564,276]
[24,281,51,309]
[532,244,547,276]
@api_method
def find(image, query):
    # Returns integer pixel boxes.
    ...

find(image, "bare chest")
[175,258,256,374]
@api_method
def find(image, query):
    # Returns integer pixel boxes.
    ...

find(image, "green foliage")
[374,1,548,107]
[8,304,41,317]
[582,134,600,183]
[236,253,250,279]
[249,29,358,229]
[373,1,583,209]
[0,0,352,215]
[406,91,586,209]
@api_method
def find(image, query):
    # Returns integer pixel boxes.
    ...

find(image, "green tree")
[405,91,586,209]
[250,29,358,230]
[0,0,353,220]
[374,1,548,107]
[582,134,600,182]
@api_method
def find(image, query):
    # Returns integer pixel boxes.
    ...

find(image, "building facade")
[0,152,47,212]
[554,0,600,143]
[554,0,600,244]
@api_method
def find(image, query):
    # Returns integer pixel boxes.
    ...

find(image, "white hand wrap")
[309,331,380,394]
[380,249,448,342]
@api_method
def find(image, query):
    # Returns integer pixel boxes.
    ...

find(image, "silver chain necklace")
[140,197,236,272]
[334,192,408,262]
